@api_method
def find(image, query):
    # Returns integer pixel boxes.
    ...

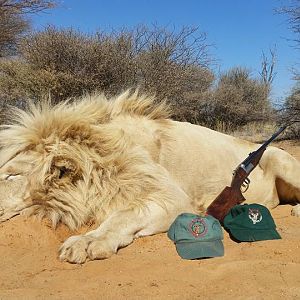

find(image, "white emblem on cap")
[248,208,262,224]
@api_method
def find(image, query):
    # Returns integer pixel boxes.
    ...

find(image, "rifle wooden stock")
[206,186,245,222]
[206,168,246,222]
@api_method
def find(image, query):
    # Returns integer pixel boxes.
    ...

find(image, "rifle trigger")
[241,177,250,193]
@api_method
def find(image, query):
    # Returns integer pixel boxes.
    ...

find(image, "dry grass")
[230,122,287,143]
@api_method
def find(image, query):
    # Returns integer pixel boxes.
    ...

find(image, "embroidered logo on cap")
[189,217,207,237]
[248,208,262,224]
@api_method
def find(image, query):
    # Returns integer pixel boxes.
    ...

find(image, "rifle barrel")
[240,126,287,171]
[255,126,286,153]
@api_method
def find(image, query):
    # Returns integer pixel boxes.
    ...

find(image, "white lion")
[0,91,299,263]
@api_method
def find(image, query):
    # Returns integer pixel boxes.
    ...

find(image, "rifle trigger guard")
[241,177,250,193]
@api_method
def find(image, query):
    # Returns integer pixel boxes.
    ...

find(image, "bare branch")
[259,46,277,86]
[0,0,56,14]
[0,0,56,56]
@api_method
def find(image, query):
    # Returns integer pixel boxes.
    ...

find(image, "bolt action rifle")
[206,126,287,222]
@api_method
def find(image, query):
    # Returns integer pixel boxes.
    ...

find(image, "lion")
[0,90,299,264]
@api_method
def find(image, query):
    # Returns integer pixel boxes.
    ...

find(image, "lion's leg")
[87,201,187,260]
[59,183,194,264]
[260,147,300,216]
[59,203,190,264]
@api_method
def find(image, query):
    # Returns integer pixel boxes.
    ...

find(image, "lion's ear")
[58,165,68,179]
[52,158,78,180]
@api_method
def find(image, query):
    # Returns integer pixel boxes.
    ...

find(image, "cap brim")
[175,240,224,260]
[229,229,281,242]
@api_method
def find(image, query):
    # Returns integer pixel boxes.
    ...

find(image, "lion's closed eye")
[5,174,21,181]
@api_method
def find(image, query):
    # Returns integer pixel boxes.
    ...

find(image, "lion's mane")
[0,91,173,229]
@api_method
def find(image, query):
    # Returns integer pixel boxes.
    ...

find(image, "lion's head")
[0,91,170,229]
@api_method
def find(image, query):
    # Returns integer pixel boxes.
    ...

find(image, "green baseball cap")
[168,213,224,259]
[223,204,281,242]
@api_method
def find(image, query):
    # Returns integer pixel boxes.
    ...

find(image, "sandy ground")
[0,141,300,300]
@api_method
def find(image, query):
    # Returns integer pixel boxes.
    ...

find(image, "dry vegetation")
[277,0,300,138]
[0,0,55,56]
[0,25,273,131]
[0,0,299,137]
[279,87,300,138]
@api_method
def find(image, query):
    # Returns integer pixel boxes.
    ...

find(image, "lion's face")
[0,147,81,224]
[0,152,34,222]
[0,146,98,229]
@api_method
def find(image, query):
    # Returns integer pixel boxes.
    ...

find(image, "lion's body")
[0,91,299,263]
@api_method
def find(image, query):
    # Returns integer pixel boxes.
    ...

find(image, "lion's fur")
[0,91,174,229]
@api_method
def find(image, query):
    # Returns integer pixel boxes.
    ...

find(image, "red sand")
[0,141,300,299]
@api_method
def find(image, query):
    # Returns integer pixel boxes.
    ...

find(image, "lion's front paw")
[291,204,300,217]
[87,240,115,260]
[59,235,90,264]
